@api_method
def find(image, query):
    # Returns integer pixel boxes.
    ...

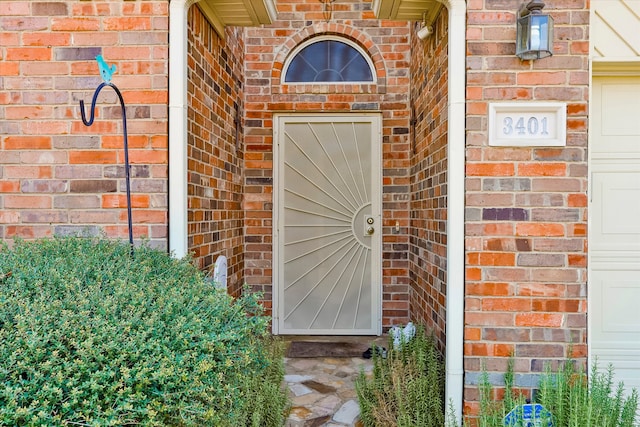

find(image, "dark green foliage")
[475,359,528,427]
[457,359,639,427]
[240,337,289,427]
[356,325,445,427]
[0,237,287,426]
[537,360,639,427]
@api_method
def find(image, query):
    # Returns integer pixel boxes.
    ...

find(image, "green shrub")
[537,360,639,427]
[0,237,287,426]
[240,336,289,427]
[454,359,639,427]
[475,359,530,427]
[356,325,445,427]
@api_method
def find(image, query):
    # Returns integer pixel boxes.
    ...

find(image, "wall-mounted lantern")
[516,0,554,60]
[417,11,433,40]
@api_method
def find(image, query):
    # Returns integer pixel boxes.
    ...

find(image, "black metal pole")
[79,82,134,256]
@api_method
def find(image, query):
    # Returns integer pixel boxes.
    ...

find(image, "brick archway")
[271,22,387,94]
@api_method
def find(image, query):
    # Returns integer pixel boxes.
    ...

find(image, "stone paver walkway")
[284,356,373,427]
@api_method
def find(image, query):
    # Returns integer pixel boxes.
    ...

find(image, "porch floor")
[283,336,386,427]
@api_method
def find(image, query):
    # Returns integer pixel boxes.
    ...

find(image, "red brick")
[0,62,20,76]
[4,195,52,209]
[466,343,514,357]
[70,211,118,224]
[465,327,482,341]
[102,194,150,209]
[103,17,152,31]
[22,62,70,76]
[119,91,167,104]
[517,163,566,176]
[5,106,53,120]
[532,299,581,313]
[5,48,52,61]
[568,193,586,207]
[22,33,71,46]
[515,223,565,237]
[466,163,515,176]
[565,257,585,273]
[126,210,167,223]
[465,312,514,326]
[128,150,167,164]
[103,225,151,239]
[4,136,51,150]
[482,298,531,312]
[467,282,512,296]
[4,166,52,179]
[478,252,516,266]
[0,181,21,192]
[0,211,20,223]
[69,151,117,164]
[21,121,68,135]
[466,268,482,281]
[518,283,567,297]
[102,135,148,149]
[51,18,100,31]
[5,226,53,239]
[515,313,563,327]
[517,72,567,85]
[2,2,30,15]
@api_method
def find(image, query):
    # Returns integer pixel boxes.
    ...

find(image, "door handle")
[364,216,374,236]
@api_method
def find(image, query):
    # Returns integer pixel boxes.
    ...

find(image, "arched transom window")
[283,36,375,83]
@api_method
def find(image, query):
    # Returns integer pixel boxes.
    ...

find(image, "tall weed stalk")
[449,359,638,427]
[537,360,639,427]
[356,325,444,427]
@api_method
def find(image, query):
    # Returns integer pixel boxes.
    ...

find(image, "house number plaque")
[489,102,566,147]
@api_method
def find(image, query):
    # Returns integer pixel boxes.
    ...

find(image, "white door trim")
[588,63,640,394]
[440,0,467,422]
[272,113,383,335]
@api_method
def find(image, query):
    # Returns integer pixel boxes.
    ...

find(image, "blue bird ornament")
[96,55,116,83]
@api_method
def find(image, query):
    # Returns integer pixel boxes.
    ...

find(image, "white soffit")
[198,0,277,36]
[373,0,443,24]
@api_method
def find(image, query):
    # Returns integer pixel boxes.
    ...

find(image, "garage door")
[590,76,640,395]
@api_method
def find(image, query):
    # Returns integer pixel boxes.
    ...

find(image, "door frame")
[588,61,640,382]
[272,113,383,335]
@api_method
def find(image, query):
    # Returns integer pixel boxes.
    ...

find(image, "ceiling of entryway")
[198,0,277,35]
[373,0,442,24]
[199,0,442,35]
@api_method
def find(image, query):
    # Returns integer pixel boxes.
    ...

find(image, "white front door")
[590,76,640,394]
[273,114,382,335]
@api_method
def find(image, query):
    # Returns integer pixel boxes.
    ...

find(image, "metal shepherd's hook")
[79,55,134,256]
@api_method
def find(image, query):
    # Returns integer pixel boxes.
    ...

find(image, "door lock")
[364,216,375,236]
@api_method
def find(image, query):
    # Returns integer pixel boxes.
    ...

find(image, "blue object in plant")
[96,54,116,82]
[504,403,553,427]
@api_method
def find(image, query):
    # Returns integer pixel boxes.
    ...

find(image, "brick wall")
[187,5,245,296]
[464,0,589,415]
[0,1,169,248]
[243,0,412,327]
[409,8,449,351]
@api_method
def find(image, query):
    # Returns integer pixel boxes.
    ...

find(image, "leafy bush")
[537,360,638,427]
[0,237,287,426]
[240,336,289,427]
[356,325,445,427]
[455,358,639,427]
